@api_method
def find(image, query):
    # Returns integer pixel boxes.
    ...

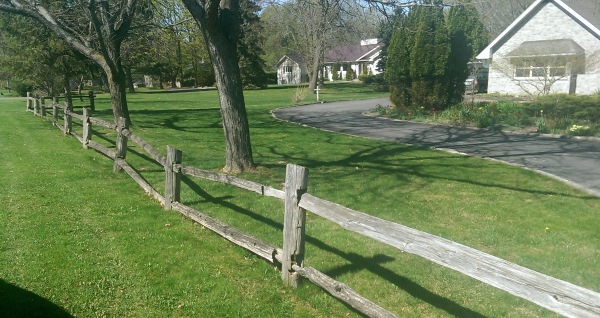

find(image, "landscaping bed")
[372,93,600,137]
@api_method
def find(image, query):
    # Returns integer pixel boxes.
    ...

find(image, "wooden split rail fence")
[25,94,600,318]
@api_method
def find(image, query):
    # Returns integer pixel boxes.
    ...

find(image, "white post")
[315,85,320,102]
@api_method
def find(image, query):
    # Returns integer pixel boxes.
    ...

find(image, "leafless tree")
[263,0,381,91]
[471,0,535,38]
[492,53,587,99]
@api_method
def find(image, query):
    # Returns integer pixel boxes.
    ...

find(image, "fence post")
[282,164,309,288]
[52,97,58,124]
[33,95,39,116]
[165,145,183,210]
[26,92,32,111]
[63,100,72,135]
[52,103,58,124]
[89,90,95,111]
[82,107,91,149]
[40,97,46,118]
[113,117,128,172]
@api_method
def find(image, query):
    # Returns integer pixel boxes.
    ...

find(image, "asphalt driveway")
[272,98,600,197]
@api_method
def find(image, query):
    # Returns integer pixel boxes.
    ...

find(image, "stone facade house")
[477,0,600,96]
[275,53,308,85]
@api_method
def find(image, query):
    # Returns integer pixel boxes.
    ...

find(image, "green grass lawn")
[1,83,599,317]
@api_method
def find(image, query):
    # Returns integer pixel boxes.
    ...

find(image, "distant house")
[276,53,308,85]
[476,0,600,96]
[323,38,384,81]
[275,39,383,85]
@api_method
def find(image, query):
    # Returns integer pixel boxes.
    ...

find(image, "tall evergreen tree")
[238,0,268,89]
[385,0,488,110]
[446,1,489,104]
[385,9,414,106]
[409,1,450,109]
[386,1,450,110]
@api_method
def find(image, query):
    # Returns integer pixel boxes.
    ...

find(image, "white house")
[477,0,600,96]
[275,53,308,85]
[275,39,383,85]
[323,38,384,81]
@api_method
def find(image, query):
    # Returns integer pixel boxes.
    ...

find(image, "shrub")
[10,79,33,97]
[265,72,277,85]
[526,94,600,122]
[370,74,389,92]
[345,67,355,81]
[291,84,308,104]
[359,74,375,84]
[332,64,341,81]
[525,94,600,133]
[474,103,499,128]
[495,101,532,128]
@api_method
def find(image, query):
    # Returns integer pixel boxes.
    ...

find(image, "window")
[284,66,293,73]
[512,57,571,78]
[507,40,585,79]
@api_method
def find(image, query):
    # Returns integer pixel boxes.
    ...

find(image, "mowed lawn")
[1,83,599,317]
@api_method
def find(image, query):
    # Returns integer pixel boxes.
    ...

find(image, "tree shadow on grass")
[0,279,73,318]
[180,175,485,317]
[262,141,598,200]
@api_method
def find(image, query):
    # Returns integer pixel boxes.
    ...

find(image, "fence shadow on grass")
[0,279,74,318]
[319,251,486,318]
[180,175,484,317]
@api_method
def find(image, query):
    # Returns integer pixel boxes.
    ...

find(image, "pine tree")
[409,2,450,109]
[385,9,415,107]
[385,0,489,110]
[446,1,490,104]
[238,0,269,89]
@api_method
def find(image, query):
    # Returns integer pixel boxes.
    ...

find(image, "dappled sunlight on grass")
[2,83,598,317]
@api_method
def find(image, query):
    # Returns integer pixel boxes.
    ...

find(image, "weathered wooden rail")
[25,94,600,318]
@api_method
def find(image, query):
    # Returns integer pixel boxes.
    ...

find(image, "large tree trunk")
[308,42,322,93]
[101,62,131,124]
[108,72,130,123]
[182,0,255,173]
[63,75,73,108]
[207,34,255,173]
[309,59,320,93]
[125,66,135,93]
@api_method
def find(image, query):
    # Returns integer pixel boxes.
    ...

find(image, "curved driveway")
[273,98,600,197]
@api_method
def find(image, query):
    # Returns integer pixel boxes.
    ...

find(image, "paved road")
[273,98,600,197]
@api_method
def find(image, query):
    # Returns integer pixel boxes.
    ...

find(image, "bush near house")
[358,74,389,92]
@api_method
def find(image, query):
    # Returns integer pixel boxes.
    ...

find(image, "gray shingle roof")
[324,41,383,63]
[276,53,304,67]
[506,39,585,57]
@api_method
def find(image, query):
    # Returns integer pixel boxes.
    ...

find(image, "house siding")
[277,57,306,85]
[488,2,600,96]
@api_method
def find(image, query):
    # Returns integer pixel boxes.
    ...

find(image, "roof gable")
[477,0,600,59]
[324,40,383,63]
[276,53,304,68]
[506,39,584,57]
